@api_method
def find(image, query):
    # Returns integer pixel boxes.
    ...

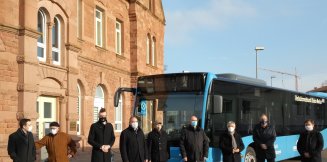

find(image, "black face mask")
[99,117,107,122]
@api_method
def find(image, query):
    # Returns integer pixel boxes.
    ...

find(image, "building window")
[77,0,83,38]
[93,85,104,123]
[52,17,61,65]
[77,84,82,135]
[146,34,151,64]
[151,37,156,66]
[95,8,103,47]
[115,95,123,132]
[37,10,46,62]
[115,21,122,54]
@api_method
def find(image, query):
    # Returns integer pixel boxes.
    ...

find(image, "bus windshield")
[134,73,207,146]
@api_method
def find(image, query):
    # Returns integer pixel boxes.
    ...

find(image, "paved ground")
[70,148,327,162]
[281,149,327,162]
[70,148,122,162]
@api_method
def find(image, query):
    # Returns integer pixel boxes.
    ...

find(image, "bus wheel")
[244,147,256,162]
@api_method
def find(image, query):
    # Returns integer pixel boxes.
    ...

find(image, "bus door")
[136,99,161,135]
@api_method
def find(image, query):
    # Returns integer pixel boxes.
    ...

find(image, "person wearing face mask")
[180,115,209,162]
[7,118,36,162]
[297,119,324,162]
[88,108,116,162]
[35,122,77,162]
[120,116,148,162]
[147,119,169,162]
[253,114,276,162]
[219,121,244,162]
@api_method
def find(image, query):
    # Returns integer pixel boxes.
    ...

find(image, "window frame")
[151,37,156,66]
[37,10,47,62]
[115,21,122,55]
[77,0,83,38]
[77,84,82,135]
[52,17,61,65]
[146,35,151,64]
[115,95,123,132]
[95,8,103,47]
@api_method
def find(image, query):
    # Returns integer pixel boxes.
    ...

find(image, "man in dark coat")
[180,115,209,162]
[88,108,116,162]
[120,116,148,162]
[219,121,244,162]
[7,118,36,162]
[253,114,276,162]
[297,119,324,162]
[147,120,169,162]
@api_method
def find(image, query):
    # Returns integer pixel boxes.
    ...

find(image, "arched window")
[152,37,156,66]
[146,34,151,65]
[115,95,123,132]
[93,85,104,123]
[37,10,46,62]
[77,84,82,135]
[52,17,61,65]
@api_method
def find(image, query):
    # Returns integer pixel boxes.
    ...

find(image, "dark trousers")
[256,157,275,162]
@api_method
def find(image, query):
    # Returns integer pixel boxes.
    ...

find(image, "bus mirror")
[213,95,223,114]
[114,88,136,107]
[114,90,122,107]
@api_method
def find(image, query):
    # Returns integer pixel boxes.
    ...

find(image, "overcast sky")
[162,0,327,92]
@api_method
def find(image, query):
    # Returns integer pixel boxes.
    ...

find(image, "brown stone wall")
[0,0,165,159]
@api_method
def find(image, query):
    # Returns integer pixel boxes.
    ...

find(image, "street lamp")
[255,46,264,79]
[270,75,276,86]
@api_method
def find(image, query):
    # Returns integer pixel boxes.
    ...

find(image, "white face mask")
[131,122,138,130]
[28,126,33,132]
[228,127,235,133]
[51,129,58,135]
[305,125,313,131]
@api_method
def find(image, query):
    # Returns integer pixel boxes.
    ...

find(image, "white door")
[36,96,57,161]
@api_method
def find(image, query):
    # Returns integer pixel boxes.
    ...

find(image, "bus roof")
[142,72,325,99]
[216,73,267,86]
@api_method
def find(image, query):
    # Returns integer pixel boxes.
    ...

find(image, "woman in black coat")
[219,121,244,162]
[297,119,324,162]
[147,121,169,162]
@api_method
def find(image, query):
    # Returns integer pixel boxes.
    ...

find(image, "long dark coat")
[119,126,147,162]
[7,129,36,162]
[88,122,116,162]
[253,124,276,160]
[147,129,169,162]
[180,125,209,162]
[297,130,324,162]
[219,131,245,162]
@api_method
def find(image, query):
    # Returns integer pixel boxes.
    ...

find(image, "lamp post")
[255,46,264,79]
[270,75,276,86]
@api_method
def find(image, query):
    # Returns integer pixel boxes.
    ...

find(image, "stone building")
[0,0,165,160]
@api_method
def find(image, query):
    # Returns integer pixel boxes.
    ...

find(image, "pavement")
[70,148,327,162]
[70,148,122,162]
[281,149,327,162]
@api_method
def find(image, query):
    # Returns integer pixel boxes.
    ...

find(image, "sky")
[162,0,327,92]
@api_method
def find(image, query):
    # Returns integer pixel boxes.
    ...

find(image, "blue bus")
[114,72,327,162]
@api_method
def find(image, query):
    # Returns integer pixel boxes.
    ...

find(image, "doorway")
[36,96,57,161]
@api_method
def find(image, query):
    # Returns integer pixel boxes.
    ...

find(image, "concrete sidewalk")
[70,148,122,162]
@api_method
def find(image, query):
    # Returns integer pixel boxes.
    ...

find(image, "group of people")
[7,119,77,162]
[219,114,324,162]
[7,110,325,162]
